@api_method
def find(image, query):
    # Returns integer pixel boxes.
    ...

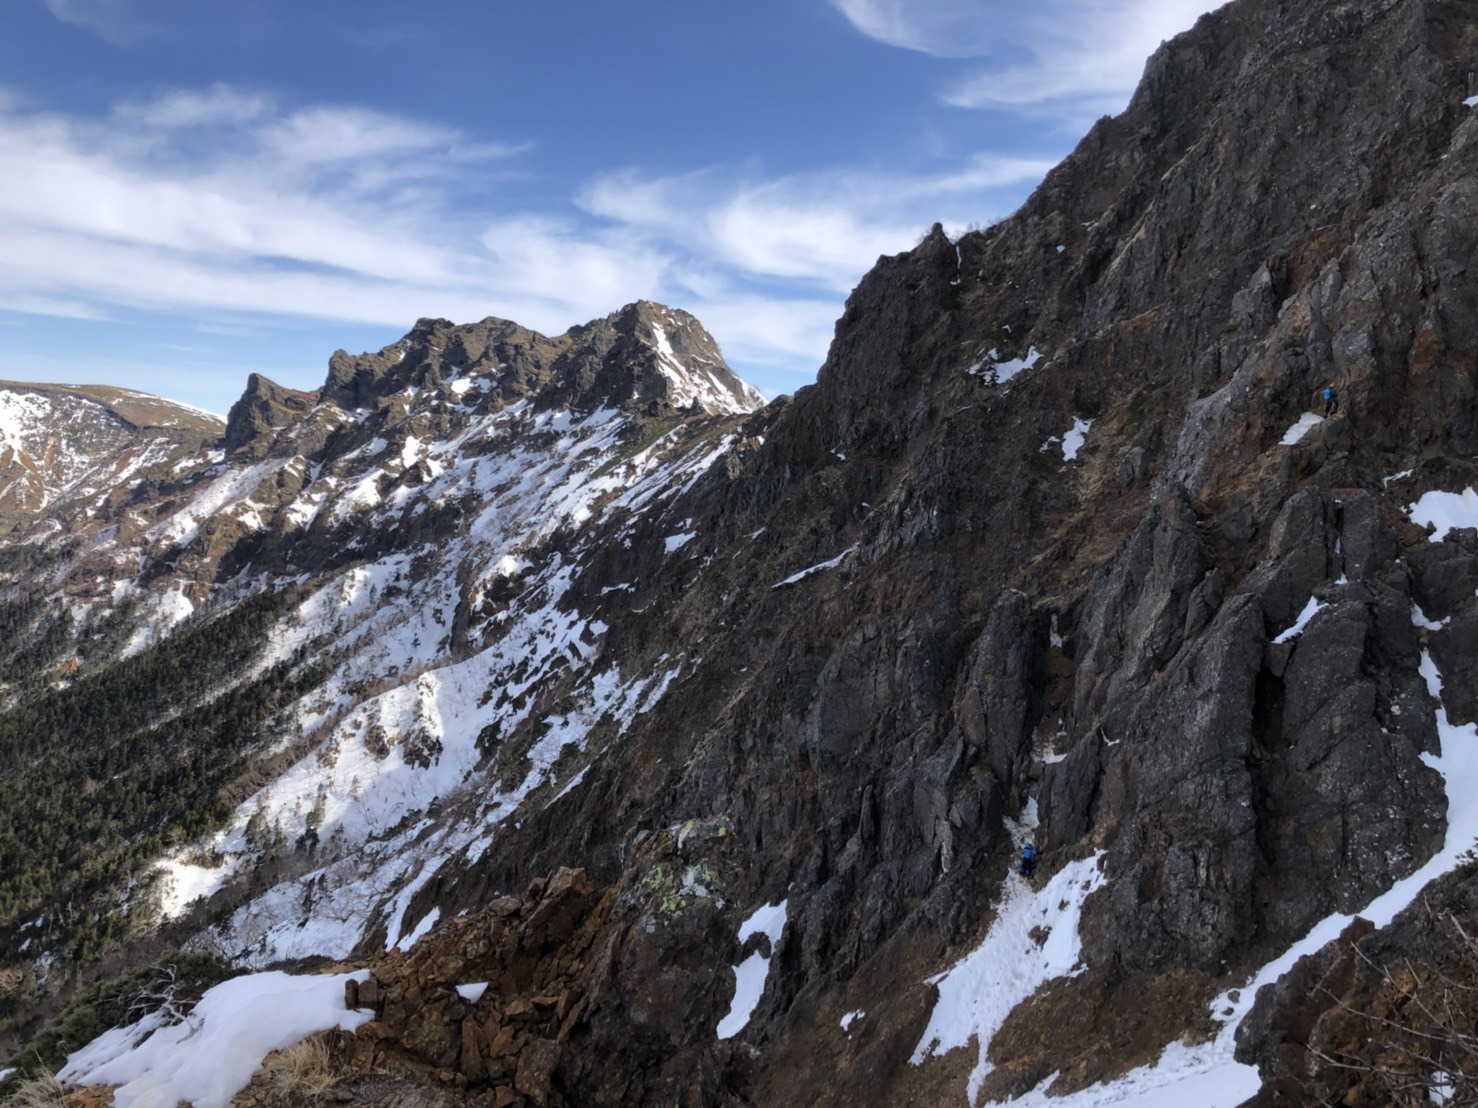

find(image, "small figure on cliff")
[1020,842,1038,878]
[1321,382,1339,417]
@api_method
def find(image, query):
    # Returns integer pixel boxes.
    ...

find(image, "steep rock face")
[485,0,1478,1099]
[223,374,317,457]
[1234,868,1478,1106]
[7,0,1478,1104]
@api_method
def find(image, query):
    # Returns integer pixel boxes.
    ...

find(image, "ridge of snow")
[1272,597,1325,644]
[772,545,857,588]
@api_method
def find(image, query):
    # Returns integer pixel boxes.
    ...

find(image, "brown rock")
[556,997,588,1043]
[488,1024,521,1057]
[345,977,360,1010]
[461,1017,489,1083]
[514,1038,561,1105]
[359,976,381,1008]
[488,896,523,918]
[493,1087,517,1108]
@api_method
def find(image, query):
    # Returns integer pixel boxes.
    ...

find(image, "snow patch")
[1279,412,1324,446]
[60,969,372,1108]
[716,900,788,1040]
[396,907,441,952]
[968,346,1044,383]
[664,532,696,554]
[911,853,1106,1103]
[456,981,489,1003]
[1062,418,1093,461]
[1408,487,1478,542]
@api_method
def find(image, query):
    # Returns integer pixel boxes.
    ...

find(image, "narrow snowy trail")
[913,802,1106,1104]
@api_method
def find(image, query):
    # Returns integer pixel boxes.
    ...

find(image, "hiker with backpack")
[1321,382,1339,417]
[1020,842,1038,878]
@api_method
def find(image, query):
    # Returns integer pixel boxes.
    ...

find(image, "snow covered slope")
[0,300,767,988]
[0,381,221,533]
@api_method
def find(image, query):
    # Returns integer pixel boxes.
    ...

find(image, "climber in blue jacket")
[1020,842,1038,878]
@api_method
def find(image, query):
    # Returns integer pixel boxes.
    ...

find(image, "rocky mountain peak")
[223,373,319,457]
[549,299,765,416]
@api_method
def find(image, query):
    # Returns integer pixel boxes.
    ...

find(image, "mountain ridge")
[5,0,1478,1104]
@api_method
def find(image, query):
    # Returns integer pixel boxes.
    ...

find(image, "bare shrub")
[2,1070,66,1108]
[262,1030,337,1099]
[1305,909,1478,1107]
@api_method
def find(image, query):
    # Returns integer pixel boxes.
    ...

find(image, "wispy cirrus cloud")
[43,0,141,44]
[0,84,1053,397]
[577,155,1053,293]
[832,0,1226,120]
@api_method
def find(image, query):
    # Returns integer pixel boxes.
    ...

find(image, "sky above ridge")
[0,0,1225,415]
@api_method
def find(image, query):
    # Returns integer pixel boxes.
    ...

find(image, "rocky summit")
[4,0,1478,1105]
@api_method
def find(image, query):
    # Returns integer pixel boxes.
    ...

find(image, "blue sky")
[0,0,1223,415]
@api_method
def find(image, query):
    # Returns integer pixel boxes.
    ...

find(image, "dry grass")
[1,1071,66,1108]
[262,1031,338,1100]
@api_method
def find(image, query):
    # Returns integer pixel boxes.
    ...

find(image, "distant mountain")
[6,1,1478,1105]
[0,381,221,534]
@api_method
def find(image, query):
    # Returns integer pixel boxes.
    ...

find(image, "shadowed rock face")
[8,0,1478,1104]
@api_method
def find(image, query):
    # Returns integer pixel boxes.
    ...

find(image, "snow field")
[153,391,731,944]
[911,842,1106,1105]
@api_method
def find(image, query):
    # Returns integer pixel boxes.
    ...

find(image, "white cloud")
[113,85,273,130]
[43,0,139,44]
[830,0,1002,57]
[0,84,1056,397]
[832,0,1226,119]
[578,156,1051,292]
